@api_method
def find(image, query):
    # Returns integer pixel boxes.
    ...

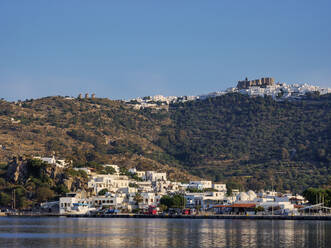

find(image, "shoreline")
[69,214,331,221]
[3,214,331,221]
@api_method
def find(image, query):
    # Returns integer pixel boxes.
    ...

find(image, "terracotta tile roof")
[213,205,229,208]
[213,203,256,208]
[231,203,256,208]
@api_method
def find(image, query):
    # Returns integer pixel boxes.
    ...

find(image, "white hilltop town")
[126,77,331,110]
[34,156,318,216]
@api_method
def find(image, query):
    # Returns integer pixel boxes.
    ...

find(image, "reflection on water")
[0,217,330,248]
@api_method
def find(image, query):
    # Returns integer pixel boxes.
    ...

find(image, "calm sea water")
[0,217,330,248]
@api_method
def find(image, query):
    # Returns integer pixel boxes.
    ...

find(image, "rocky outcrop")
[6,157,88,192]
[63,177,88,192]
[6,156,29,184]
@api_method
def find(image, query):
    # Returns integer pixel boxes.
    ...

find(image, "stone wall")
[237,77,275,89]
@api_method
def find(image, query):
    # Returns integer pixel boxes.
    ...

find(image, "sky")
[1,0,331,101]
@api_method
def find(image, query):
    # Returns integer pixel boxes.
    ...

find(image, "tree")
[35,187,55,202]
[226,188,233,197]
[317,149,326,161]
[26,159,52,184]
[160,195,173,210]
[281,148,290,160]
[120,167,130,176]
[104,166,116,174]
[98,188,108,196]
[0,192,11,207]
[53,184,69,196]
[0,178,6,187]
[158,204,168,212]
[172,194,186,209]
[160,194,187,210]
[302,187,331,207]
[133,193,143,205]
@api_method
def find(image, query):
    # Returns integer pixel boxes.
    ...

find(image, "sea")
[0,217,330,247]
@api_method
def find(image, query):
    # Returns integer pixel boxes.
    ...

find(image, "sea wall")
[65,214,331,221]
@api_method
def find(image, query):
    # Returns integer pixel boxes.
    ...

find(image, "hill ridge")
[0,93,330,193]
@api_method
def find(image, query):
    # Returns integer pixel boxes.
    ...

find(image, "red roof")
[213,203,256,208]
[231,203,256,208]
[213,205,229,208]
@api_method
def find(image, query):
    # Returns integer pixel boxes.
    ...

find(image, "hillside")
[0,97,193,182]
[165,93,331,192]
[0,93,330,195]
[0,157,88,208]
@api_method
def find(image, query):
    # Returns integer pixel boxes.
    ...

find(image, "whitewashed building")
[73,167,91,175]
[145,171,167,182]
[212,183,227,192]
[34,155,70,168]
[139,192,157,209]
[88,174,130,194]
[189,181,212,190]
[128,168,146,179]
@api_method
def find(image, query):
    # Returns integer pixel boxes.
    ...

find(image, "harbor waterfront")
[0,217,331,248]
[3,159,329,218]
[63,214,331,221]
[4,213,331,221]
[2,159,330,219]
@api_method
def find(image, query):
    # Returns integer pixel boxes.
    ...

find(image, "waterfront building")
[92,193,126,209]
[57,167,308,216]
[138,192,157,209]
[59,191,91,214]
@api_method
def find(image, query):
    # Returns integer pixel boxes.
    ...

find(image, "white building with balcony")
[189,181,212,190]
[212,183,227,192]
[88,174,130,194]
[145,171,167,182]
[128,168,146,179]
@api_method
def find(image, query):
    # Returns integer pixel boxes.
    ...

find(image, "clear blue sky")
[1,0,331,101]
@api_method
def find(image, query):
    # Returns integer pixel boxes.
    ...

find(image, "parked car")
[143,206,157,215]
[105,209,120,215]
[182,208,196,215]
